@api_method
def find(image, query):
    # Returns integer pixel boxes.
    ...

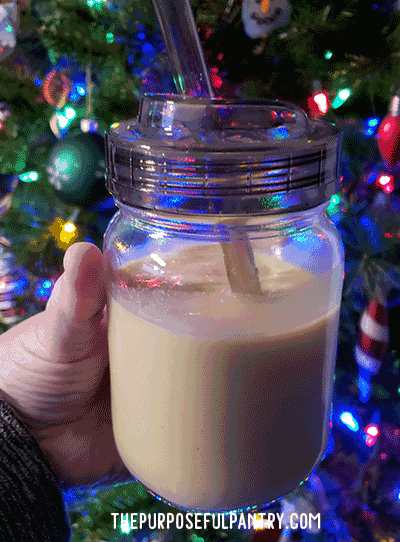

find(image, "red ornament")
[377,94,400,167]
[42,70,72,108]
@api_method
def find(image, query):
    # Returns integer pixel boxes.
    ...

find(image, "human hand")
[0,242,131,488]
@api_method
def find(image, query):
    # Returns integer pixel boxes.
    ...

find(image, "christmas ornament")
[0,0,18,61]
[42,69,72,108]
[242,0,291,39]
[356,285,390,403]
[0,247,29,325]
[377,92,400,168]
[46,131,108,208]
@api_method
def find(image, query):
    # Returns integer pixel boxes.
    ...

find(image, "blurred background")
[1,0,400,540]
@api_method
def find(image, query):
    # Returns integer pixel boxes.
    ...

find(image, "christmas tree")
[2,0,400,541]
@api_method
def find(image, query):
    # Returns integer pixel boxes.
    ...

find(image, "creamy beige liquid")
[107,244,341,511]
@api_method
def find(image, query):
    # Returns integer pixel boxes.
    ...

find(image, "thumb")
[46,242,106,323]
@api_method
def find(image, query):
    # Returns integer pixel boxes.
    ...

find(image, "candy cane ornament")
[356,285,390,403]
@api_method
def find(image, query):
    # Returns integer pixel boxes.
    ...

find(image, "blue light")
[367,117,379,127]
[42,279,52,289]
[137,32,145,39]
[340,411,359,432]
[76,85,86,96]
[34,78,42,86]
[128,55,134,63]
[142,42,155,54]
[398,490,400,501]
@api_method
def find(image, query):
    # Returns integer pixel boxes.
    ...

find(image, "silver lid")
[105,95,342,215]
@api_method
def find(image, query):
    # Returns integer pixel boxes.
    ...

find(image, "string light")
[309,90,330,116]
[59,221,78,246]
[56,106,77,130]
[340,411,359,432]
[376,174,394,194]
[331,88,351,109]
[365,117,380,136]
[19,171,39,182]
[48,216,79,250]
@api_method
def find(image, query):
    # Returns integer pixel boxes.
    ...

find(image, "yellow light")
[63,222,77,233]
[59,221,78,246]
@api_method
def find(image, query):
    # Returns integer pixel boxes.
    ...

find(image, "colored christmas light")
[19,171,38,182]
[365,424,380,437]
[377,93,400,167]
[308,90,330,116]
[340,411,359,432]
[376,174,395,194]
[331,88,351,109]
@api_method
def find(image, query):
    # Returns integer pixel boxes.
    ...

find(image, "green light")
[331,194,340,205]
[57,115,68,129]
[64,107,76,120]
[120,521,131,534]
[19,171,39,182]
[87,0,94,5]
[397,386,400,394]
[5,25,12,33]
[324,50,333,60]
[106,32,114,43]
[331,88,351,109]
[338,89,351,100]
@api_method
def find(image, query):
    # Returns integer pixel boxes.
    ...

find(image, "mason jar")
[103,95,344,512]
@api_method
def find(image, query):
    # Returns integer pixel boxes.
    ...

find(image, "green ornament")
[46,132,109,208]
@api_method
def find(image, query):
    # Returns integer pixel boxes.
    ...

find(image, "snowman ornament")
[242,0,292,39]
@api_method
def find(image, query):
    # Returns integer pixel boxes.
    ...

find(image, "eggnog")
[107,243,341,511]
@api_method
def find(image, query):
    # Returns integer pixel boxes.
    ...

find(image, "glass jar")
[103,95,344,512]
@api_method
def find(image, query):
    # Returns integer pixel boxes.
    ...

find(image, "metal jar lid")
[105,94,342,215]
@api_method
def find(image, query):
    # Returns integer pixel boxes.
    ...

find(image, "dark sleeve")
[0,399,71,542]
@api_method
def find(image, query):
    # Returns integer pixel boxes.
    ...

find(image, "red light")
[365,424,380,437]
[308,91,330,117]
[376,174,394,194]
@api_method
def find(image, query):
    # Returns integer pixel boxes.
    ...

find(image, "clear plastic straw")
[151,0,261,294]
[151,0,214,97]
